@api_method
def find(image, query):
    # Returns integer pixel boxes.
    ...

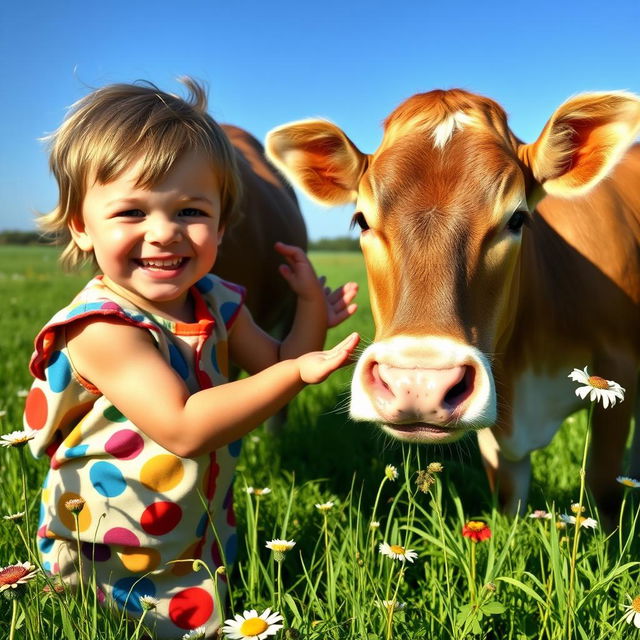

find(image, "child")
[23,78,359,639]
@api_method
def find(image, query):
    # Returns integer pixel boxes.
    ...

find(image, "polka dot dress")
[25,274,245,639]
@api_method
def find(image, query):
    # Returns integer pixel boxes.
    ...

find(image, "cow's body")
[266,90,640,513]
[215,125,307,334]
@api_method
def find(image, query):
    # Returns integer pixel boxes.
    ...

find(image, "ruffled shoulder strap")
[30,277,162,380]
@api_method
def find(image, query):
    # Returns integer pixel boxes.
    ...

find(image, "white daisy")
[15,390,29,399]
[568,367,625,408]
[0,410,7,418]
[622,595,640,628]
[222,608,283,639]
[559,514,598,529]
[0,430,35,448]
[265,539,296,553]
[529,510,552,520]
[315,501,334,512]
[247,487,271,496]
[139,594,159,610]
[617,476,640,488]
[379,542,418,563]
[385,465,399,481]
[182,627,206,639]
[3,512,25,524]
[369,521,380,530]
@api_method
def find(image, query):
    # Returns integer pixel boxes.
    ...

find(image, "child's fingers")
[326,332,360,356]
[329,304,358,327]
[274,241,306,265]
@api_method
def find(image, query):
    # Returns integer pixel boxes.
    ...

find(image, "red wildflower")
[462,520,492,543]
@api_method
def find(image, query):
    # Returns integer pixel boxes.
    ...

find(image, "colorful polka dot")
[103,405,127,423]
[225,533,238,565]
[117,546,161,572]
[140,501,182,536]
[202,454,219,500]
[105,429,144,460]
[168,587,214,629]
[195,277,214,293]
[104,527,140,547]
[62,423,84,448]
[196,512,208,537]
[169,344,189,379]
[46,350,72,393]
[222,482,233,510]
[140,455,184,492]
[65,444,89,459]
[25,387,48,430]
[112,576,156,613]
[227,439,242,458]
[171,539,205,577]
[82,542,111,562]
[90,461,127,497]
[58,492,92,532]
[227,503,236,527]
[220,301,239,326]
[38,537,55,553]
[211,541,223,567]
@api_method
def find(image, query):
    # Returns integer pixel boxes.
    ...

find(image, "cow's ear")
[266,119,367,205]
[520,92,640,198]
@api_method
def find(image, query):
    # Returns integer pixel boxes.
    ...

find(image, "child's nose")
[146,216,182,245]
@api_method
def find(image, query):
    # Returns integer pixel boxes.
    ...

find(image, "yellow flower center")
[632,596,640,613]
[621,479,636,487]
[587,376,609,390]
[466,521,487,531]
[389,545,405,554]
[0,565,28,586]
[239,618,269,635]
[270,543,290,552]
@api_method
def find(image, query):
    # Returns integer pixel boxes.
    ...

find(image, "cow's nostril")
[367,362,395,400]
[443,365,475,409]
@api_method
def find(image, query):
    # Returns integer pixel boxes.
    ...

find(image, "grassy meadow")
[0,245,639,639]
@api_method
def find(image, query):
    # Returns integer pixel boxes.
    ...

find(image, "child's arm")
[229,242,358,374]
[65,318,359,458]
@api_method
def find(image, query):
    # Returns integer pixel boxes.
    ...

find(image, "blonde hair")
[40,77,242,269]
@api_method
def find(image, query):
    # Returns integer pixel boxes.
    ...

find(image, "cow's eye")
[350,212,370,232]
[506,210,528,233]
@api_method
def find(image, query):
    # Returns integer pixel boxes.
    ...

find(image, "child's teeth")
[142,258,182,268]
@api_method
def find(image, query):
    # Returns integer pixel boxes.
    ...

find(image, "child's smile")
[71,149,224,321]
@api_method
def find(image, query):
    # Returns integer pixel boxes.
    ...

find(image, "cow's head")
[266,90,640,443]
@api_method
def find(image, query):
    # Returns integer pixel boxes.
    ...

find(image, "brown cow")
[265,90,640,514]
[215,125,307,337]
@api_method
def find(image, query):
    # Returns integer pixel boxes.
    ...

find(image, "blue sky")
[1,0,639,240]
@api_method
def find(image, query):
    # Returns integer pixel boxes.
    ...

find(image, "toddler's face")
[72,149,224,319]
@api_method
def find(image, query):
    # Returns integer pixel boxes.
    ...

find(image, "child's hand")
[297,332,360,384]
[318,276,358,328]
[275,242,323,301]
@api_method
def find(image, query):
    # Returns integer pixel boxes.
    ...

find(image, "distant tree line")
[0,230,55,245]
[308,236,360,251]
[0,230,361,252]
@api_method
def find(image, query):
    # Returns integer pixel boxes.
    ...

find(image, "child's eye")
[117,209,145,218]
[178,208,207,217]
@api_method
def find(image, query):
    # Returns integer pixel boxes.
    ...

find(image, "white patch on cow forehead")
[431,111,475,149]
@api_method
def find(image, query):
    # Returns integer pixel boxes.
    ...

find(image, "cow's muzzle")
[350,335,496,442]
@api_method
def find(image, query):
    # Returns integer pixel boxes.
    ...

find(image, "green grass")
[1,246,639,639]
